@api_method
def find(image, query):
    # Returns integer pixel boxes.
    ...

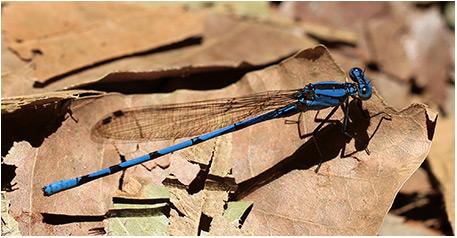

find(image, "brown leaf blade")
[52,14,316,92]
[3,2,205,83]
[2,12,315,98]
[428,115,455,232]
[238,103,435,235]
[3,45,434,236]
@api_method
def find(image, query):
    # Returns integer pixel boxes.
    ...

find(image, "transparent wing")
[92,89,302,141]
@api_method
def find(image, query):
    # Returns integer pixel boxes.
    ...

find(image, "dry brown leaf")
[399,167,433,194]
[282,1,391,61]
[369,71,412,111]
[1,34,29,76]
[2,2,145,42]
[237,102,434,235]
[1,90,103,114]
[2,142,108,235]
[428,115,455,232]
[443,83,455,117]
[3,45,434,235]
[167,188,229,235]
[368,15,413,80]
[168,188,204,236]
[379,213,443,235]
[208,136,233,177]
[283,1,454,113]
[169,155,201,186]
[208,215,253,236]
[2,11,315,98]
[114,177,146,198]
[300,22,358,44]
[403,6,454,107]
[174,135,216,166]
[286,2,390,29]
[201,190,228,218]
[290,2,417,81]
[228,45,399,183]
[2,2,205,84]
[57,14,316,88]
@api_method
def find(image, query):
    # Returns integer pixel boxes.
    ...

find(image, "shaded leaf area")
[1,90,103,158]
[2,46,435,235]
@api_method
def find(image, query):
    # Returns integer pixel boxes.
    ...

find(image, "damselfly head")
[349,67,372,100]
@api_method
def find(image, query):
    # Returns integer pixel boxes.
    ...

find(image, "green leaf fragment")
[143,183,170,199]
[106,215,169,236]
[223,201,253,222]
[106,183,172,236]
[1,192,21,236]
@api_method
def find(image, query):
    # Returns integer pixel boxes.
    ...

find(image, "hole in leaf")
[32,49,43,55]
[197,212,213,235]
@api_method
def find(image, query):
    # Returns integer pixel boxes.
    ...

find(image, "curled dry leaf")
[1,90,103,114]
[2,45,435,235]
